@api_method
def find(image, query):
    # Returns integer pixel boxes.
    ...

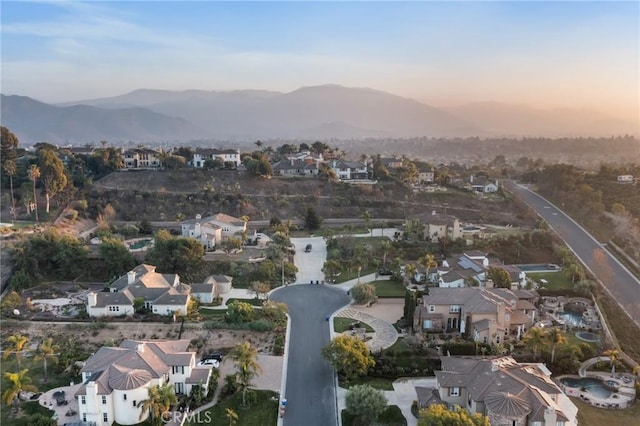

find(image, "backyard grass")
[333,266,377,283]
[341,405,407,426]
[334,317,375,333]
[340,376,395,390]
[187,390,278,426]
[198,308,227,319]
[572,397,640,426]
[531,271,572,291]
[226,297,264,307]
[372,280,406,298]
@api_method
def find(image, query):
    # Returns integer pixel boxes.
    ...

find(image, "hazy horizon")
[2,1,639,123]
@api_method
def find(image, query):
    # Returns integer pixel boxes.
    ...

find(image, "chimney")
[432,210,436,216]
[137,343,144,352]
[127,271,136,284]
[88,292,97,307]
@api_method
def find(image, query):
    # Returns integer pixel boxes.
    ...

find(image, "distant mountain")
[1,94,208,144]
[445,102,638,137]
[62,84,481,139]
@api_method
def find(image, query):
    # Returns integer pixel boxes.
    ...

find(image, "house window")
[102,395,107,404]
[505,313,510,321]
[496,335,500,344]
[83,413,87,422]
[483,336,487,344]
[175,382,184,394]
[133,400,137,407]
[531,422,542,426]
[123,394,127,401]
[449,387,460,396]
[429,305,435,313]
[103,413,108,423]
[449,305,461,313]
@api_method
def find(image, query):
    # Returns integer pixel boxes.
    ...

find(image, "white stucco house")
[329,159,368,180]
[87,264,190,317]
[190,275,233,303]
[75,339,212,426]
[181,213,246,247]
[191,148,241,168]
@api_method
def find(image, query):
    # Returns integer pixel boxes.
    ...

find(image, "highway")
[508,182,640,328]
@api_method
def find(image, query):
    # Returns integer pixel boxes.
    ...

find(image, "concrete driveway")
[291,236,327,284]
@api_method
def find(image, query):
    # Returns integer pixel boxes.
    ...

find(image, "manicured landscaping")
[532,271,572,291]
[333,317,375,333]
[341,376,395,390]
[226,298,264,307]
[372,280,405,298]
[186,390,278,426]
[341,405,407,426]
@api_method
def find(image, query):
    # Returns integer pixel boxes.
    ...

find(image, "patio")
[39,383,82,425]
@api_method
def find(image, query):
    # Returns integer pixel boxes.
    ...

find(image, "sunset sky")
[2,1,638,122]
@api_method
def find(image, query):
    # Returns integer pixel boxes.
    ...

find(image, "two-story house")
[329,159,368,180]
[181,213,246,243]
[191,148,241,169]
[123,148,161,169]
[433,356,577,426]
[410,212,463,242]
[87,264,190,317]
[414,287,538,342]
[75,339,212,426]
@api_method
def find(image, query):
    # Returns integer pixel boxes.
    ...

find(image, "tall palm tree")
[419,253,438,285]
[603,349,621,374]
[28,164,40,221]
[379,240,392,267]
[2,369,37,406]
[240,215,250,245]
[230,342,263,406]
[547,327,567,365]
[4,160,17,221]
[523,327,547,360]
[360,210,372,237]
[138,383,177,426]
[3,334,29,370]
[404,263,417,286]
[35,337,60,382]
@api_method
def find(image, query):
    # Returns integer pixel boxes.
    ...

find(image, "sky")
[1,1,639,122]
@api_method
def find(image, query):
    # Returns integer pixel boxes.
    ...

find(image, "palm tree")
[360,210,372,237]
[138,383,177,426]
[240,215,250,245]
[35,337,60,382]
[523,327,547,360]
[3,334,29,370]
[603,349,621,374]
[5,160,17,221]
[2,369,37,406]
[225,408,239,426]
[28,164,40,221]
[229,342,263,406]
[379,240,392,267]
[403,263,417,286]
[419,253,437,285]
[547,327,567,365]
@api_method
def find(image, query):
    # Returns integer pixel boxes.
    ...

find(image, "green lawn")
[187,390,278,426]
[340,376,395,390]
[333,266,378,283]
[341,405,407,426]
[532,271,572,291]
[372,280,406,298]
[198,308,227,319]
[226,298,264,307]
[334,317,375,333]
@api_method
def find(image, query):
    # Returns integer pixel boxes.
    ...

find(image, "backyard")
[186,390,279,426]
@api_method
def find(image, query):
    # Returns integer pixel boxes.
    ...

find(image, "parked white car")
[197,359,220,368]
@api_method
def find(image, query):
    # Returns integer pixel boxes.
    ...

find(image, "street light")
[357,266,362,284]
[282,258,286,287]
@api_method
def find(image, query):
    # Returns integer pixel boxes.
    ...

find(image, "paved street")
[508,182,640,327]
[271,285,350,426]
[291,236,328,284]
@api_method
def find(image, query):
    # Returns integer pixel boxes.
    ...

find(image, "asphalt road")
[508,182,640,327]
[271,285,350,426]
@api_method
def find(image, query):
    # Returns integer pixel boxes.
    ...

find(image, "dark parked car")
[202,350,223,362]
[378,268,393,276]
[305,244,312,252]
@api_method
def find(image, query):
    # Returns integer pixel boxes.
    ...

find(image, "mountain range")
[2,85,637,144]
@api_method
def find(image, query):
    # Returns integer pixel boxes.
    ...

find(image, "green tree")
[220,237,243,255]
[1,291,23,313]
[350,283,377,305]
[2,369,37,406]
[418,404,490,426]
[225,408,238,426]
[38,147,68,213]
[304,207,322,230]
[35,337,60,382]
[28,164,40,221]
[226,301,255,323]
[487,266,511,288]
[165,155,186,169]
[229,342,263,406]
[100,236,136,279]
[404,290,418,331]
[321,335,375,382]
[3,333,29,370]
[603,349,621,373]
[146,229,204,281]
[360,210,373,237]
[379,240,392,267]
[345,384,388,425]
[546,327,567,365]
[418,253,437,284]
[322,260,343,283]
[138,383,177,426]
[1,126,19,172]
[523,327,547,360]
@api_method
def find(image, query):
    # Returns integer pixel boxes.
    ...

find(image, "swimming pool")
[561,377,613,398]
[126,238,154,250]
[560,309,585,327]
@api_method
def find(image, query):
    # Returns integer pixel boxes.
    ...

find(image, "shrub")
[350,283,377,305]
[248,319,274,331]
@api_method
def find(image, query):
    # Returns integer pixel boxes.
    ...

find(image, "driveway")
[271,285,350,426]
[291,236,327,284]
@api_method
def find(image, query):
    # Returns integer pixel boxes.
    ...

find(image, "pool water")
[560,309,584,327]
[128,239,153,250]
[561,377,613,398]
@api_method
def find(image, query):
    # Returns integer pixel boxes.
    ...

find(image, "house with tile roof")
[329,159,368,180]
[191,274,233,303]
[414,287,538,343]
[410,211,463,242]
[181,213,246,246]
[87,264,190,317]
[75,339,212,426]
[123,148,161,169]
[433,356,577,426]
[271,158,320,177]
[437,251,527,289]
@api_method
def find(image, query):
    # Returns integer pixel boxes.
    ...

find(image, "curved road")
[508,182,640,327]
[271,285,350,426]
